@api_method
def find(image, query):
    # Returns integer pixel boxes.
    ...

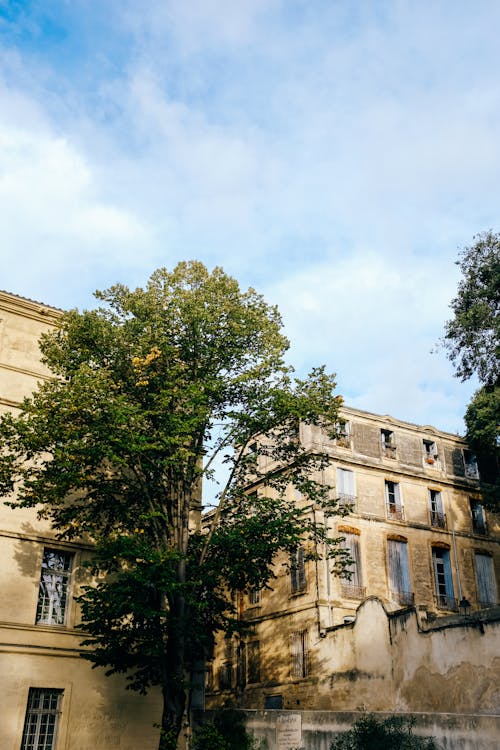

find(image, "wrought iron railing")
[430,511,447,529]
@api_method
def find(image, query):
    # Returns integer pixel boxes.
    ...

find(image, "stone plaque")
[276,713,302,750]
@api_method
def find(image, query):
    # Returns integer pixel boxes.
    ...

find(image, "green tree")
[329,714,441,750]
[0,262,347,750]
[442,231,499,509]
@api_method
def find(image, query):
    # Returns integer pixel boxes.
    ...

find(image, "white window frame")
[336,467,356,509]
[21,688,63,750]
[36,549,73,626]
[385,480,404,520]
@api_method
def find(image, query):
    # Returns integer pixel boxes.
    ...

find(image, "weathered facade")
[0,292,161,750]
[1,290,499,749]
[207,409,500,715]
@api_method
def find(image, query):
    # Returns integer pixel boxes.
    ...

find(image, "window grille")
[21,688,63,750]
[290,631,308,678]
[290,546,306,594]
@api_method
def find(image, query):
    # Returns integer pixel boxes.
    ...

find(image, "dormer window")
[381,429,396,458]
[423,440,438,465]
[463,450,479,479]
[337,421,351,448]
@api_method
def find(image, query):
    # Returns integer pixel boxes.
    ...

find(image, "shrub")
[329,715,441,750]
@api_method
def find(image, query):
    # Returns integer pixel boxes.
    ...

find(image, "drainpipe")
[312,507,324,637]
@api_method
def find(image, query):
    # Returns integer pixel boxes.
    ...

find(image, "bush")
[192,709,266,750]
[329,715,441,750]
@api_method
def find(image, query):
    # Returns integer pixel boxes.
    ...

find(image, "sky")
[1,0,498,435]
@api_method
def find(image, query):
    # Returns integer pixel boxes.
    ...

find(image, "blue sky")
[2,0,498,434]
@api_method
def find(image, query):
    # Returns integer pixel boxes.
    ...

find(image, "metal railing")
[386,504,405,521]
[392,590,414,606]
[430,511,447,529]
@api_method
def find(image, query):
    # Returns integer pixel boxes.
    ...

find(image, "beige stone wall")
[208,407,500,714]
[0,293,161,750]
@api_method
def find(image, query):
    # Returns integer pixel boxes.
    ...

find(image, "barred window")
[290,546,306,594]
[247,641,261,684]
[290,630,308,678]
[21,688,63,750]
[36,549,73,626]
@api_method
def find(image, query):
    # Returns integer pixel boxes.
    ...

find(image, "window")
[264,695,283,709]
[381,429,396,457]
[247,641,261,683]
[36,549,72,626]
[249,587,261,605]
[290,546,306,594]
[470,499,488,535]
[336,468,356,510]
[428,489,446,528]
[21,688,63,750]
[432,547,456,609]
[423,439,438,465]
[475,553,497,607]
[218,662,232,690]
[290,630,308,678]
[337,421,351,448]
[385,480,404,520]
[341,533,365,599]
[388,539,413,605]
[463,450,479,479]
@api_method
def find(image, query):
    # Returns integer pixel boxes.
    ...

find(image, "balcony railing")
[338,493,356,512]
[436,593,458,611]
[386,504,405,521]
[472,518,488,535]
[341,582,366,600]
[382,444,397,458]
[392,590,414,606]
[430,511,447,529]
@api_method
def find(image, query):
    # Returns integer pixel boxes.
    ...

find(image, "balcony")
[436,594,458,611]
[392,590,414,606]
[430,511,447,529]
[472,518,488,535]
[386,504,405,521]
[382,444,397,459]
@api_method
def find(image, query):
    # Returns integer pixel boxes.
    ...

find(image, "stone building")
[1,290,498,749]
[0,292,161,750]
[206,409,500,714]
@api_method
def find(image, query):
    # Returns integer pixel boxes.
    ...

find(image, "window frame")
[290,546,307,594]
[387,538,413,606]
[290,630,309,679]
[475,552,498,607]
[36,548,73,627]
[432,546,456,610]
[20,688,63,750]
[385,480,404,520]
[428,489,446,529]
[336,467,356,510]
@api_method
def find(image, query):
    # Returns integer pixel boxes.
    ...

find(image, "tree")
[442,231,499,509]
[0,262,347,750]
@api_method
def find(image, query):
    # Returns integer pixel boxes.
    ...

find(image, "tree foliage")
[442,232,499,510]
[329,715,441,750]
[442,230,499,385]
[0,262,347,750]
